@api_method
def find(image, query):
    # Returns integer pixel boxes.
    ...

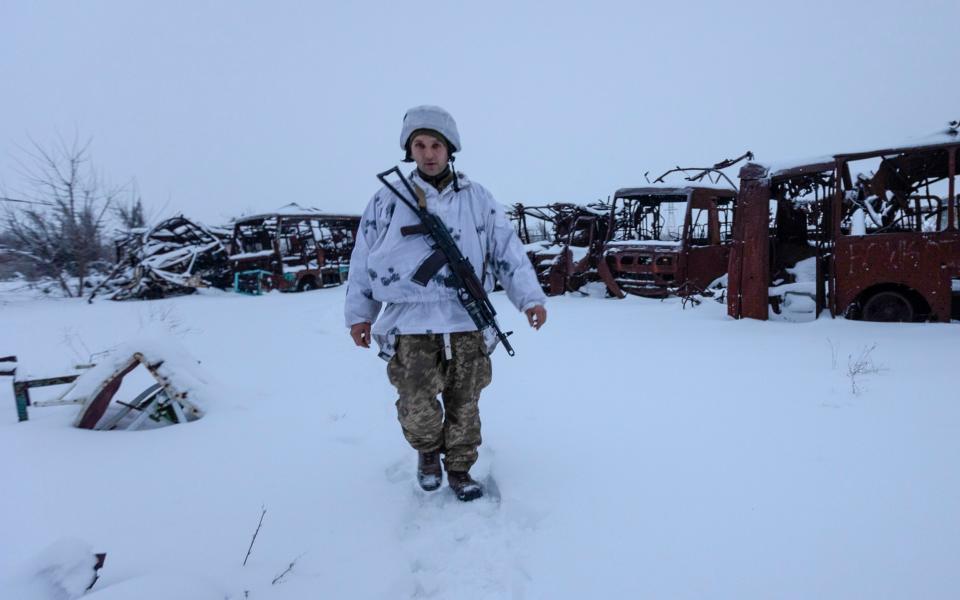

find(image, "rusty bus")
[600,183,737,298]
[229,205,360,294]
[728,125,960,322]
[598,153,752,298]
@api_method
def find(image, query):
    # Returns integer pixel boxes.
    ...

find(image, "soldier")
[345,105,547,501]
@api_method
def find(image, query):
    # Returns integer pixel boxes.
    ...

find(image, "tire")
[297,277,318,292]
[861,290,915,322]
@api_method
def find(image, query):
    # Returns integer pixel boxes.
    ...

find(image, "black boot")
[417,450,442,491]
[447,470,483,501]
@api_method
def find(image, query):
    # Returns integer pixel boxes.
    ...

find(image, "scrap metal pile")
[63,123,959,325]
[509,152,752,299]
[87,205,362,301]
[89,216,232,301]
[508,202,613,295]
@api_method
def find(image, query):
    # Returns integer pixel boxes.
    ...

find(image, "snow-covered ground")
[1,285,958,599]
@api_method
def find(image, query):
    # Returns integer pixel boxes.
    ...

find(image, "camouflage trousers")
[387,331,492,472]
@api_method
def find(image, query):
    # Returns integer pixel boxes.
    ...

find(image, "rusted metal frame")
[949,147,957,231]
[832,148,946,320]
[510,204,531,244]
[74,360,139,429]
[834,141,960,164]
[654,166,739,191]
[768,167,834,317]
[726,191,747,319]
[125,393,168,430]
[817,164,842,317]
[74,353,200,430]
[675,190,695,286]
[278,216,320,287]
[12,373,82,422]
[556,214,593,293]
[97,383,165,430]
[652,151,752,190]
[97,216,230,301]
[518,205,530,243]
[708,201,721,245]
[853,151,950,235]
[0,356,15,377]
[728,165,775,319]
[815,164,837,318]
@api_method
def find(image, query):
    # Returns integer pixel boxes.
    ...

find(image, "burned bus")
[728,126,960,322]
[509,202,614,295]
[229,204,360,294]
[600,184,737,298]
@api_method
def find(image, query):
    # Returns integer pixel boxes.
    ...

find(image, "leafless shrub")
[847,343,886,395]
[2,134,124,296]
[271,553,306,585]
[113,187,147,231]
[242,506,267,567]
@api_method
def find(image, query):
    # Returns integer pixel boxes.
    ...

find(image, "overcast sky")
[2,1,957,225]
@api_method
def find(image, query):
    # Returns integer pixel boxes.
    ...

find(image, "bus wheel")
[861,290,914,322]
[297,277,318,292]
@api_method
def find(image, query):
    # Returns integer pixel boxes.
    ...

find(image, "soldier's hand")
[525,305,547,330]
[350,322,372,348]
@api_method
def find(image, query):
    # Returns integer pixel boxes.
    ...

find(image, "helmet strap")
[449,155,460,192]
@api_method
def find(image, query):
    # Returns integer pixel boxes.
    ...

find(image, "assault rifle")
[376,167,515,356]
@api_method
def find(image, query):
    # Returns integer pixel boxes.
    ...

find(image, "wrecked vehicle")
[598,153,751,298]
[229,204,360,294]
[509,202,614,295]
[3,339,207,431]
[728,124,960,322]
[89,216,232,301]
[601,183,737,298]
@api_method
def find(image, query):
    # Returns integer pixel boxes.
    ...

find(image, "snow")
[756,126,960,177]
[2,287,959,599]
[606,239,683,248]
[568,246,588,262]
[1,538,98,600]
[522,241,558,254]
[757,155,836,177]
[787,256,818,283]
[230,250,275,261]
[616,181,736,194]
[235,203,325,221]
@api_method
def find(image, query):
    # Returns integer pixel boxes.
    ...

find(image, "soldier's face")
[410,133,449,177]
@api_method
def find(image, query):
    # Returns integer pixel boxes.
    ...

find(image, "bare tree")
[2,135,123,296]
[113,184,147,231]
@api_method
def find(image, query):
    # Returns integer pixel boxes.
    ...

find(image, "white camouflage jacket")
[344,169,546,358]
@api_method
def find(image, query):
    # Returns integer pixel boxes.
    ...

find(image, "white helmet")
[399,105,461,161]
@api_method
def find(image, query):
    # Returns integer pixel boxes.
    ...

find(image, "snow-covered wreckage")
[509,153,750,299]
[597,153,752,299]
[508,201,615,296]
[728,123,960,322]
[600,182,737,298]
[4,333,213,431]
[90,215,233,301]
[88,204,362,301]
[229,203,360,294]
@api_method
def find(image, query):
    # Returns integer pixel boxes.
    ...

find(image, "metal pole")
[948,147,956,231]
[13,382,30,422]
